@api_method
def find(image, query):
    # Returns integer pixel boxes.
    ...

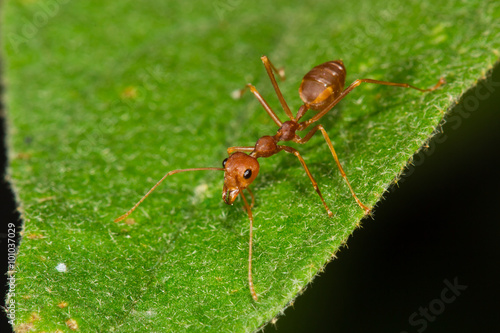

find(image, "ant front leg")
[240,190,259,301]
[227,146,254,155]
[295,124,371,214]
[246,187,255,209]
[280,145,333,217]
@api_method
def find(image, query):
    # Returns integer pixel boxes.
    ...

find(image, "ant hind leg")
[295,124,371,214]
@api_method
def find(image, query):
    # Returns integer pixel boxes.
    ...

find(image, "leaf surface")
[3,0,499,331]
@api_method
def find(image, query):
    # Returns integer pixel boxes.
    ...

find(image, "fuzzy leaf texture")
[3,0,499,332]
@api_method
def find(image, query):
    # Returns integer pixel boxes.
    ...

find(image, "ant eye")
[243,169,252,179]
[222,158,228,168]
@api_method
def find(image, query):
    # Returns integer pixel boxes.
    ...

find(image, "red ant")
[115,56,445,301]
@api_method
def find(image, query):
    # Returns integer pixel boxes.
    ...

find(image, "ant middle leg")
[295,124,371,214]
[280,145,333,217]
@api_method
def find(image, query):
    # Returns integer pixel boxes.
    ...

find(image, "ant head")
[222,152,260,205]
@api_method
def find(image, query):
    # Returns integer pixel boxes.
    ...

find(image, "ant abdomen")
[299,60,346,111]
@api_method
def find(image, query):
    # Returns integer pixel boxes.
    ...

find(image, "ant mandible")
[115,56,445,301]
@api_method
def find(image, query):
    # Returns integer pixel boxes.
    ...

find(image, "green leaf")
[3,0,499,332]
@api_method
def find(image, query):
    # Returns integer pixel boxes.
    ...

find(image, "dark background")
[1,64,499,332]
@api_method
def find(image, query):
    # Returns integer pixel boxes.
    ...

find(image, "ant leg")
[295,124,371,214]
[233,83,283,127]
[260,56,295,121]
[227,146,254,155]
[261,55,286,81]
[114,167,225,222]
[246,187,255,209]
[300,77,446,129]
[240,190,258,301]
[280,145,333,217]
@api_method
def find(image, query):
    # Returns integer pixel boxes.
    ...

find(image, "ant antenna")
[114,167,224,223]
